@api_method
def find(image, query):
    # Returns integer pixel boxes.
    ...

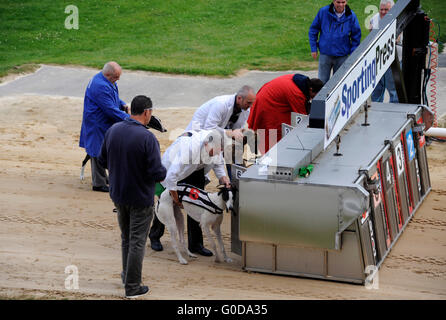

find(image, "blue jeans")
[371,68,398,103]
[318,54,348,84]
[116,203,153,294]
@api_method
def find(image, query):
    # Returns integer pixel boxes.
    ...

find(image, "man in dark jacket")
[247,74,323,153]
[309,0,362,84]
[98,95,166,298]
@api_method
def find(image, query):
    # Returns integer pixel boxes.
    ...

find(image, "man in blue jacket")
[309,0,362,84]
[79,61,130,192]
[98,95,167,298]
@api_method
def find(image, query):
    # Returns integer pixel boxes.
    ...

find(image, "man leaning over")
[149,87,254,253]
[149,129,231,257]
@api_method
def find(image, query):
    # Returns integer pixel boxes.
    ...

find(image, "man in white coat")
[149,129,231,256]
[186,85,256,141]
[185,85,256,179]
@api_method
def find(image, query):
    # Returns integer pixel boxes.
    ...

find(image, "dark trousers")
[149,168,205,250]
[116,203,153,293]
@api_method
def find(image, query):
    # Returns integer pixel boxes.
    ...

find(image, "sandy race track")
[0,91,445,300]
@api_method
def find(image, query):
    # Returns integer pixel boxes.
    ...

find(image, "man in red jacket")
[247,74,323,153]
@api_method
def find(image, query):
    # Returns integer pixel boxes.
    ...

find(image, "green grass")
[420,0,446,52]
[1,0,445,77]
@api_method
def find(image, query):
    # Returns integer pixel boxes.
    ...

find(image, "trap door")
[379,150,400,244]
[415,116,431,197]
[230,164,247,255]
[357,209,378,269]
[390,135,411,227]
[401,127,420,214]
[367,166,390,262]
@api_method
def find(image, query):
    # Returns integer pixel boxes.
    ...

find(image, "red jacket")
[248,74,309,153]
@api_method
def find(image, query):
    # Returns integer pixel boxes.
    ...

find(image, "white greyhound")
[154,185,235,265]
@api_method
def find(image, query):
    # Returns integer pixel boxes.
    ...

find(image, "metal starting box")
[235,103,431,284]
[231,0,434,284]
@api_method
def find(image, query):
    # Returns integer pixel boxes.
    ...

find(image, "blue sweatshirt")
[309,3,362,57]
[98,118,167,207]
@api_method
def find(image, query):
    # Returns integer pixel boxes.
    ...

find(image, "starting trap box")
[234,103,431,284]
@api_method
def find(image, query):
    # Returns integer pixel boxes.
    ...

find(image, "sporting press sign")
[324,20,397,149]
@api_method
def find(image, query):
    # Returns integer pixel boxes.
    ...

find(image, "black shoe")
[125,285,149,299]
[190,245,213,257]
[92,185,109,192]
[150,241,163,252]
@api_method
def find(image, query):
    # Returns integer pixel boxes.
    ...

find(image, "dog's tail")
[80,154,91,180]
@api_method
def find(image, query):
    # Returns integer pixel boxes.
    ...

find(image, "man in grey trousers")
[98,95,166,298]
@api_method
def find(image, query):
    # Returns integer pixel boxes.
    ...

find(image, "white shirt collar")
[335,9,345,19]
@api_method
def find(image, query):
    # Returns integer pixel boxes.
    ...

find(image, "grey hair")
[102,61,119,76]
[380,0,394,7]
[237,85,254,99]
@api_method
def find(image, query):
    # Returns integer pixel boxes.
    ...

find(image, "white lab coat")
[185,94,250,135]
[161,130,227,191]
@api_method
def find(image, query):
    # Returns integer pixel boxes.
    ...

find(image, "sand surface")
[0,94,445,300]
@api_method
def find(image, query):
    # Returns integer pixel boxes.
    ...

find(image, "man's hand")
[120,104,129,114]
[169,190,184,209]
[219,176,231,189]
[226,129,244,142]
[311,52,318,60]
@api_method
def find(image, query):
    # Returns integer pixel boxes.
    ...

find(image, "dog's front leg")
[212,223,232,263]
[201,217,219,262]
[165,221,188,265]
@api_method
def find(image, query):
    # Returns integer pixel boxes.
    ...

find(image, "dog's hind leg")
[212,223,232,263]
[156,192,188,265]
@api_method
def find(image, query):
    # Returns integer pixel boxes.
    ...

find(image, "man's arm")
[145,135,167,182]
[309,9,322,58]
[95,87,130,122]
[169,190,183,209]
[350,14,362,53]
[212,154,230,188]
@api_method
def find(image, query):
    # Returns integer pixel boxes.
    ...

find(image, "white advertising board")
[324,20,397,149]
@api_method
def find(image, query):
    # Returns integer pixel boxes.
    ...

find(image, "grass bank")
[1,0,444,77]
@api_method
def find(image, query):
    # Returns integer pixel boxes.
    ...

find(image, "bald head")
[102,61,122,83]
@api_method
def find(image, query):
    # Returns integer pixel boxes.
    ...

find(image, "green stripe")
[155,182,165,198]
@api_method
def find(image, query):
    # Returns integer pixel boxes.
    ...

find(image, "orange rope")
[429,19,438,127]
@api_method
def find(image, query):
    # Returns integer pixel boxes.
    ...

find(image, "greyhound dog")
[155,184,236,265]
